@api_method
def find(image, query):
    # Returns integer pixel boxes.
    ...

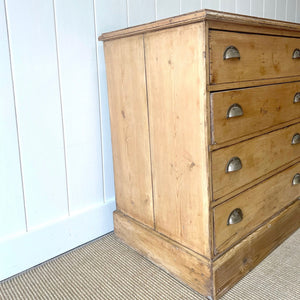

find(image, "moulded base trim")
[114,200,300,300]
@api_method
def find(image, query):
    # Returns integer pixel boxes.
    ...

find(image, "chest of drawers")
[99,10,300,299]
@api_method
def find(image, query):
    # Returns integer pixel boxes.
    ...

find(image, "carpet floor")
[0,229,299,300]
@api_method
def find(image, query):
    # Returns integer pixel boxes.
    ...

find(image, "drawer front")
[210,30,300,84]
[212,123,300,200]
[211,82,300,144]
[214,163,300,254]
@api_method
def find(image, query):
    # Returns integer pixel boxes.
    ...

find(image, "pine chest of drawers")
[99,10,300,299]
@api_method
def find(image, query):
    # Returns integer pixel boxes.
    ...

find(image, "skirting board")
[114,200,300,300]
[0,200,116,281]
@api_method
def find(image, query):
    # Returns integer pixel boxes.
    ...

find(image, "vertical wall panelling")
[127,0,156,26]
[220,0,236,12]
[180,0,202,14]
[276,0,287,20]
[0,0,26,239]
[264,0,276,19]
[95,0,128,33]
[202,0,220,10]
[1,0,116,281]
[156,0,181,19]
[286,0,297,21]
[52,1,70,217]
[5,0,68,228]
[236,0,251,15]
[251,0,264,17]
[53,0,104,212]
[297,0,300,22]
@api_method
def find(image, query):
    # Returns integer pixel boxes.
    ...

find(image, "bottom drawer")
[214,162,300,254]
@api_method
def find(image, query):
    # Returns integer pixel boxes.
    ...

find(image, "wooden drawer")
[210,30,300,84]
[211,82,300,144]
[212,123,300,200]
[214,163,300,254]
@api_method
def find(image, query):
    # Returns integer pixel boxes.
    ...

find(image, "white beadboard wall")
[0,0,299,281]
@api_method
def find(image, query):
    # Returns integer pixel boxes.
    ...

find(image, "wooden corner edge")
[212,200,300,299]
[113,210,213,298]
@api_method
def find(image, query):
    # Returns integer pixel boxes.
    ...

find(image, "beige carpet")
[0,229,299,300]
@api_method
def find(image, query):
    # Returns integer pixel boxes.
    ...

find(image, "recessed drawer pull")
[291,133,300,145]
[223,46,240,60]
[294,93,300,103]
[227,208,243,225]
[226,157,242,173]
[292,173,300,185]
[292,48,300,59]
[227,103,244,118]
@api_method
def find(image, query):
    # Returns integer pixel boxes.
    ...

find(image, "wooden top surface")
[99,9,300,41]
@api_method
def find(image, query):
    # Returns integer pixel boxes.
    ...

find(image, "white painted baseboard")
[0,199,116,281]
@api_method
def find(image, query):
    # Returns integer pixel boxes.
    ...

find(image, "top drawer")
[210,30,300,84]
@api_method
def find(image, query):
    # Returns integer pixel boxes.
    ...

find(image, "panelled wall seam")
[3,0,28,232]
[52,0,71,216]
[92,0,106,203]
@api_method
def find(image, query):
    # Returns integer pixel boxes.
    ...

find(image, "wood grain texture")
[113,210,213,298]
[210,30,300,84]
[210,117,300,152]
[104,35,154,227]
[211,82,300,144]
[211,158,300,207]
[213,200,300,299]
[208,76,300,92]
[101,10,300,300]
[207,19,300,38]
[144,23,211,256]
[212,123,300,200]
[214,162,300,253]
[99,9,300,41]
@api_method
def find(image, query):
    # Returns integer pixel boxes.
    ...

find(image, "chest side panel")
[104,36,154,227]
[144,23,211,256]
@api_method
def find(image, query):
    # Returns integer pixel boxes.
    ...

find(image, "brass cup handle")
[224,46,240,60]
[226,157,242,173]
[294,93,300,104]
[227,103,244,118]
[227,208,243,225]
[292,173,300,185]
[292,48,300,59]
[291,133,300,145]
